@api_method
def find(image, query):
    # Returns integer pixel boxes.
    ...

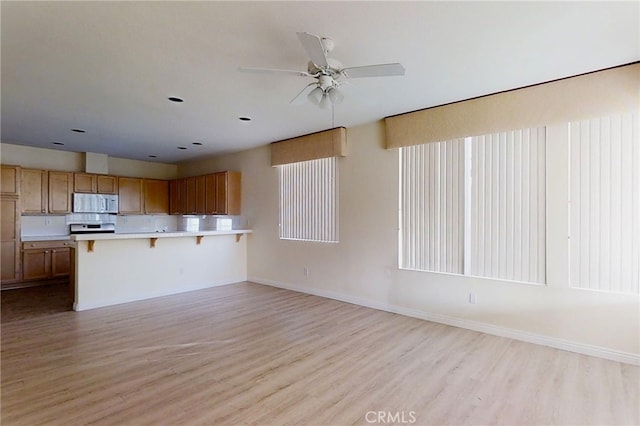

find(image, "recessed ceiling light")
[71,128,86,133]
[148,155,157,158]
[168,97,184,103]
[192,142,203,146]
[177,146,187,150]
[239,116,251,121]
[52,142,64,146]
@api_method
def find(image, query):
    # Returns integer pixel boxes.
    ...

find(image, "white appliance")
[73,193,118,213]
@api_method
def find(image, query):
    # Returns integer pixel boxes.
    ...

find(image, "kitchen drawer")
[22,240,75,250]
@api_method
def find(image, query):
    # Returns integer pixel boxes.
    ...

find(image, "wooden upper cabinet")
[215,171,241,215]
[185,177,197,214]
[74,173,118,194]
[171,178,187,215]
[168,171,241,216]
[169,179,181,215]
[195,175,206,214]
[204,174,217,214]
[1,165,20,196]
[143,179,169,214]
[73,173,97,193]
[48,171,73,214]
[118,177,144,214]
[21,169,48,214]
[97,175,118,194]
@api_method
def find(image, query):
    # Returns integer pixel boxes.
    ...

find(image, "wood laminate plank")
[1,282,638,425]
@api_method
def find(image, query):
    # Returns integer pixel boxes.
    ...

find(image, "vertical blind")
[469,128,546,283]
[400,127,546,284]
[569,112,640,294]
[400,140,465,272]
[278,157,338,243]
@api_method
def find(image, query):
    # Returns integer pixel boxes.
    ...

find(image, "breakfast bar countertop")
[70,229,252,241]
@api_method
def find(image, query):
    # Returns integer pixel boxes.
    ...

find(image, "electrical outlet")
[45,218,51,225]
[304,267,309,276]
[468,292,477,304]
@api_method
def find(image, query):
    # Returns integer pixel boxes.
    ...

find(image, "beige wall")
[0,143,178,180]
[180,120,640,363]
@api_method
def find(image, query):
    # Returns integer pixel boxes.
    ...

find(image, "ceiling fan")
[239,32,405,108]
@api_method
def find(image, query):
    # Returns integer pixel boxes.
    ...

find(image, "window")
[278,157,338,243]
[399,140,465,273]
[569,112,639,294]
[400,127,546,284]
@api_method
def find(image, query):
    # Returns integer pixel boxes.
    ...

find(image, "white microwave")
[73,193,119,213]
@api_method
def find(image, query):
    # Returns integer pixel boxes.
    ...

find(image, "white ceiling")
[2,1,638,163]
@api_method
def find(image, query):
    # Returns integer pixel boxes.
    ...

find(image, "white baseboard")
[249,276,640,366]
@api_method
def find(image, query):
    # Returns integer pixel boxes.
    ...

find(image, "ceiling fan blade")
[290,83,317,105]
[341,63,405,78]
[238,67,312,77]
[296,32,328,68]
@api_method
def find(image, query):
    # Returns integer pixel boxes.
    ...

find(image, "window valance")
[271,127,347,166]
[385,63,639,149]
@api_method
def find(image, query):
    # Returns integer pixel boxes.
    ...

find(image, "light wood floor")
[2,282,638,425]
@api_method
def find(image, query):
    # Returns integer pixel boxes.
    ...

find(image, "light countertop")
[22,235,72,242]
[71,229,252,241]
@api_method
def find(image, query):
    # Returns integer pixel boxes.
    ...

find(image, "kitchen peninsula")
[71,229,251,311]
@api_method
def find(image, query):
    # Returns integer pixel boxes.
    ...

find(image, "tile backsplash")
[115,215,178,233]
[21,215,69,237]
[21,214,244,237]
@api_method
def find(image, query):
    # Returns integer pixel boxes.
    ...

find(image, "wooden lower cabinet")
[22,248,50,281]
[1,197,20,285]
[22,241,72,282]
[1,240,20,283]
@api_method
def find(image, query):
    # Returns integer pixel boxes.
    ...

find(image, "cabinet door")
[204,174,217,214]
[215,171,241,215]
[48,171,73,214]
[144,179,169,214]
[185,177,197,214]
[74,173,97,193]
[1,241,19,282]
[169,180,180,215]
[22,249,51,281]
[97,175,118,194]
[1,198,20,284]
[50,248,71,278]
[195,175,206,214]
[1,165,20,196]
[1,197,19,241]
[21,169,48,214]
[118,177,144,214]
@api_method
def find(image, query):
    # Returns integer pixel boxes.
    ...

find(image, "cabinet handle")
[45,251,49,253]
[52,250,56,253]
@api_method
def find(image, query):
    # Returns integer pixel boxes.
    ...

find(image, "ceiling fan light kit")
[240,32,405,108]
